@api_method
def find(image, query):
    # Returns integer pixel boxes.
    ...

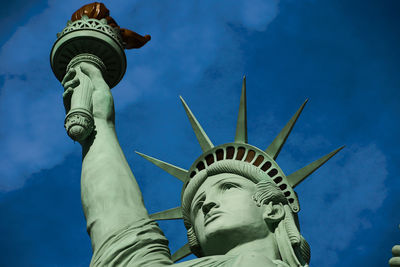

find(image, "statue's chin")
[203,217,235,239]
[202,226,246,255]
[201,220,271,256]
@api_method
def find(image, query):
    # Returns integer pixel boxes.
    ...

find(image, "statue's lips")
[204,211,223,226]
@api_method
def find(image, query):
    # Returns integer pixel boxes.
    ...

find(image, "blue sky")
[0,0,399,266]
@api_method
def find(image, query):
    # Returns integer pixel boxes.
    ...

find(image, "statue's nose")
[202,201,217,216]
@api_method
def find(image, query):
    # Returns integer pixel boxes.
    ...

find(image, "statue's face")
[190,173,269,255]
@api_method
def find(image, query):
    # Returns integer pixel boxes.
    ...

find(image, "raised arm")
[62,62,149,250]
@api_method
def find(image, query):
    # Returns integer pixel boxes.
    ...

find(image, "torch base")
[50,17,127,89]
[64,108,94,142]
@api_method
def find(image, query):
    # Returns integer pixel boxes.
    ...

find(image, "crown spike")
[172,243,192,262]
[135,151,188,182]
[265,99,308,159]
[287,146,344,188]
[234,76,248,143]
[149,207,183,220]
[180,96,214,152]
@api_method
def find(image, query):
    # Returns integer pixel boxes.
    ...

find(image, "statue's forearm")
[80,118,148,251]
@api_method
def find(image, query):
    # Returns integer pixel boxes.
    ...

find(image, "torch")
[50,3,150,141]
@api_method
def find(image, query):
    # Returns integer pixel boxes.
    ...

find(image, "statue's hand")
[390,245,400,266]
[62,62,115,123]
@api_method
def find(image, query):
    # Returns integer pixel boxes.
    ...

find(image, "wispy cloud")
[243,98,388,266]
[0,0,280,192]
[295,143,388,266]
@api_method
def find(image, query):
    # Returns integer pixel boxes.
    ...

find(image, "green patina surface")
[52,15,343,267]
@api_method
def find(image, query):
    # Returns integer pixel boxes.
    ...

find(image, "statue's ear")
[263,202,285,223]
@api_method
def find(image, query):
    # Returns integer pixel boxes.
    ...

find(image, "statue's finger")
[63,88,73,113]
[389,257,400,266]
[393,245,400,256]
[62,87,74,99]
[63,77,80,90]
[62,68,75,85]
[61,68,76,86]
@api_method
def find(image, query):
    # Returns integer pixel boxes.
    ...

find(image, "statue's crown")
[136,77,343,261]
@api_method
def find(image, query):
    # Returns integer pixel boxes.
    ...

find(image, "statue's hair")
[254,181,310,265]
[253,180,288,206]
[182,160,310,265]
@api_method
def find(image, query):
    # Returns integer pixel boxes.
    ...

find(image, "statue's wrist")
[80,117,115,148]
[91,76,110,90]
[94,117,115,129]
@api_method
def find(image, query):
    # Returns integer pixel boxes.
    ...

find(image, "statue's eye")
[194,197,205,212]
[221,182,238,191]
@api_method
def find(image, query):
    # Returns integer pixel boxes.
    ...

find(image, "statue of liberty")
[50,3,351,266]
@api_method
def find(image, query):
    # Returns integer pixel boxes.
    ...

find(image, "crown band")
[182,143,299,214]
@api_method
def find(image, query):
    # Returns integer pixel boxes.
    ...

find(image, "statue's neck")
[225,234,280,261]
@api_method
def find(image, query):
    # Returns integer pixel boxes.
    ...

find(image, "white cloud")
[0,0,280,191]
[297,143,388,266]
[242,0,280,31]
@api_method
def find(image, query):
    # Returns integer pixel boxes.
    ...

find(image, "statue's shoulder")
[272,259,291,267]
[174,253,284,267]
[173,254,233,267]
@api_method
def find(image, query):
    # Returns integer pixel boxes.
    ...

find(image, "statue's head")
[181,153,310,266]
[137,77,342,264]
[189,172,277,254]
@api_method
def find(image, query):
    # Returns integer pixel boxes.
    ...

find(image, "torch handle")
[64,67,95,142]
[70,68,93,112]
